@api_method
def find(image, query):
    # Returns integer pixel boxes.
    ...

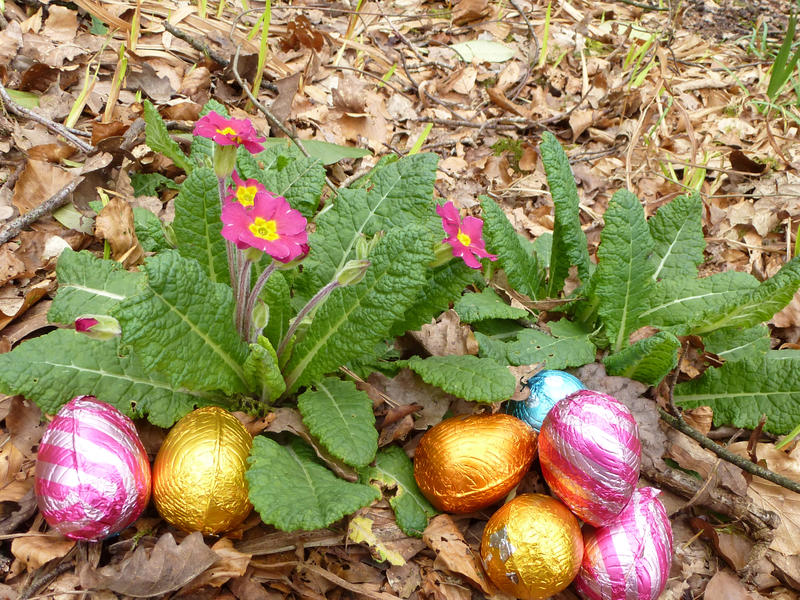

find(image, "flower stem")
[243,261,276,343]
[235,257,252,339]
[277,280,340,359]
[218,175,239,300]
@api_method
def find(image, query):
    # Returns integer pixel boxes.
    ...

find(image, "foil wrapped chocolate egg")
[153,406,252,535]
[539,389,641,526]
[414,414,537,513]
[575,487,673,600]
[481,493,583,599]
[35,396,151,541]
[505,369,585,431]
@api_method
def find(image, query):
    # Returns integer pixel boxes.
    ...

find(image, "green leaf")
[405,355,515,403]
[359,446,437,537]
[283,227,433,392]
[238,146,326,218]
[48,249,144,325]
[531,232,552,268]
[114,251,249,394]
[348,517,406,564]
[539,131,591,295]
[297,153,439,298]
[133,208,171,253]
[648,192,705,281]
[53,203,94,234]
[454,288,528,323]
[703,324,771,362]
[6,89,38,109]
[143,100,192,173]
[593,189,654,351]
[0,329,226,427]
[603,331,681,385]
[505,326,596,369]
[475,331,510,363]
[243,336,285,403]
[247,436,380,531]
[261,270,292,350]
[172,167,229,284]
[480,196,545,299]
[450,40,515,63]
[130,172,180,197]
[298,377,377,468]
[675,351,800,434]
[261,137,371,165]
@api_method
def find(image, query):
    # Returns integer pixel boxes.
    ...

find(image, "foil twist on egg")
[505,369,585,431]
[481,493,583,600]
[153,406,252,535]
[414,413,537,514]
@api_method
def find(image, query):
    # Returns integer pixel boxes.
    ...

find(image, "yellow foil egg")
[153,406,252,535]
[481,494,583,600]
[414,413,537,513]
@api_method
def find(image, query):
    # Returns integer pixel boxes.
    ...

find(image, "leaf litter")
[1,0,800,597]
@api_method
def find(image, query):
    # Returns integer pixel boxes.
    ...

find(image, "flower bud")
[429,241,455,268]
[336,259,371,286]
[252,300,269,332]
[213,144,237,178]
[75,315,121,341]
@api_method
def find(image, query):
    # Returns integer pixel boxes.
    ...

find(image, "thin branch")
[0,82,95,154]
[0,177,84,245]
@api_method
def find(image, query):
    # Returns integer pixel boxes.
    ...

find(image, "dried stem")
[0,177,84,245]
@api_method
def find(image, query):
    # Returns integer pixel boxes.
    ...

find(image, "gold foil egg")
[481,493,583,600]
[413,413,537,513]
[153,406,252,535]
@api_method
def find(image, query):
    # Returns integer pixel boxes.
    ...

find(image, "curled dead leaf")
[95,196,144,268]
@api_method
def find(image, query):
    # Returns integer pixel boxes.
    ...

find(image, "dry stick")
[0,82,95,154]
[0,177,84,246]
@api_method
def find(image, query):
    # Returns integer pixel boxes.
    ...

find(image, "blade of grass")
[248,1,272,112]
[103,45,128,123]
[537,2,551,68]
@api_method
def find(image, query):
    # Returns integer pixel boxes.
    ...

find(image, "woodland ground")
[1,0,800,598]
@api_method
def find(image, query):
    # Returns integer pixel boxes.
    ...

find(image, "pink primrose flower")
[193,111,266,154]
[221,192,308,263]
[436,201,498,269]
[226,171,266,207]
[75,317,99,332]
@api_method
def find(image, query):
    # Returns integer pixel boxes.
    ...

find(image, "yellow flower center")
[216,127,242,143]
[249,217,279,241]
[236,185,258,206]
[457,229,471,247]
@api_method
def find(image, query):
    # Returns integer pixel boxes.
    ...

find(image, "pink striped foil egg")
[574,487,673,600]
[35,396,151,541]
[539,390,641,527]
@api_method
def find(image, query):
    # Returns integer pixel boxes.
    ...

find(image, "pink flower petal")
[436,202,460,237]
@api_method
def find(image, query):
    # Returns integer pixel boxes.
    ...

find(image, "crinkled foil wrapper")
[505,369,585,431]
[575,487,674,600]
[35,396,151,541]
[153,406,252,535]
[539,389,641,526]
[481,493,583,600]
[414,414,537,513]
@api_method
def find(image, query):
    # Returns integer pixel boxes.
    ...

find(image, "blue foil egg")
[505,370,585,431]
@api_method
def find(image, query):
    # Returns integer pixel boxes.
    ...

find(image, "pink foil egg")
[539,389,641,526]
[35,396,151,541]
[574,487,673,600]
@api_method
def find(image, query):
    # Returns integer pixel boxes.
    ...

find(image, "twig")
[0,82,95,154]
[614,0,670,10]
[0,177,84,245]
[506,0,538,100]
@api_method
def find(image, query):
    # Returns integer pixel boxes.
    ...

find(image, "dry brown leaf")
[410,310,478,357]
[0,280,51,332]
[369,369,452,431]
[179,538,252,594]
[6,396,44,456]
[26,143,76,163]
[11,160,75,215]
[95,197,144,268]
[569,108,596,141]
[452,0,490,25]
[179,66,212,105]
[11,534,75,571]
[683,406,714,435]
[86,532,217,597]
[0,246,26,287]
[42,6,79,43]
[667,431,748,495]
[348,504,427,565]
[704,569,767,600]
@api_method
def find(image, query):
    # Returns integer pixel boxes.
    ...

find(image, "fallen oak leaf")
[85,531,216,597]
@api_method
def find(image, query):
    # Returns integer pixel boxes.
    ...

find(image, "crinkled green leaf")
[475,331,510,363]
[261,270,292,350]
[243,336,285,403]
[648,192,705,281]
[505,326,596,369]
[454,288,528,323]
[143,100,192,173]
[539,131,591,295]
[261,137,371,165]
[133,207,171,253]
[48,249,144,325]
[298,377,377,468]
[172,167,229,284]
[603,331,680,385]
[359,446,437,537]
[247,436,380,532]
[675,351,800,434]
[0,329,225,427]
[297,153,439,299]
[480,196,545,299]
[284,227,433,392]
[405,355,515,403]
[114,251,249,394]
[130,172,180,197]
[703,324,771,362]
[593,189,654,351]
[531,232,552,268]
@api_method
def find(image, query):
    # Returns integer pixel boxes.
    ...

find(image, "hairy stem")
[243,261,276,343]
[277,280,340,359]
[218,176,239,301]
[235,258,253,339]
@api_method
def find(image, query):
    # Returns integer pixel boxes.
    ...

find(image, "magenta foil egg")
[574,487,673,600]
[35,396,151,541]
[539,389,641,526]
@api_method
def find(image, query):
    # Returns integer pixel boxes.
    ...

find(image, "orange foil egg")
[481,493,584,600]
[153,407,252,535]
[413,413,537,513]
